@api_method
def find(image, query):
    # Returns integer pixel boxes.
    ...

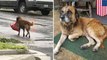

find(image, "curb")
[0,49,27,55]
[0,49,46,55]
[0,49,51,60]
[0,54,51,60]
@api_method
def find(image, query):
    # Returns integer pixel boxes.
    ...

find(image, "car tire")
[18,2,27,13]
[41,10,50,15]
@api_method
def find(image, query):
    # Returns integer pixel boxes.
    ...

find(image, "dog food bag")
[10,22,19,31]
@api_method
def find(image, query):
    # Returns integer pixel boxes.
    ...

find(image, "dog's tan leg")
[81,35,95,49]
[68,33,82,41]
[23,29,25,37]
[18,28,20,36]
[26,29,30,38]
[28,31,30,38]
[25,26,30,38]
[86,27,101,52]
[54,34,67,55]
[92,37,101,52]
[26,31,28,37]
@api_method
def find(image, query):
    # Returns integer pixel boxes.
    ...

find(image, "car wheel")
[41,10,50,15]
[18,2,27,13]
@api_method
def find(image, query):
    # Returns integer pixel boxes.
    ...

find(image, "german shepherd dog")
[54,5,107,54]
[16,16,33,38]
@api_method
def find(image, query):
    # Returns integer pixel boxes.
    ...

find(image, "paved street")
[0,9,53,60]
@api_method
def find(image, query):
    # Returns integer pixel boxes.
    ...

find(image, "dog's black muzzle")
[60,13,71,23]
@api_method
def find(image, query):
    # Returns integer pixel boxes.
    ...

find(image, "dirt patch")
[54,47,84,60]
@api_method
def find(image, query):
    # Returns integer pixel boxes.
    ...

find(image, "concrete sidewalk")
[0,47,51,60]
[0,32,51,60]
[0,54,50,60]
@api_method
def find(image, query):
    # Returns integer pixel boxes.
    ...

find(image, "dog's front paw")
[54,49,59,55]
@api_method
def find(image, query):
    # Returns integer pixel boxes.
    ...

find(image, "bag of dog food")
[10,22,19,31]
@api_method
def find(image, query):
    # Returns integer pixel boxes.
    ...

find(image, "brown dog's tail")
[29,22,33,26]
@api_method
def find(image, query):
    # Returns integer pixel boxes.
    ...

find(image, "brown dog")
[16,16,33,38]
[54,5,107,54]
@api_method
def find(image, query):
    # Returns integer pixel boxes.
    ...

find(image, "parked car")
[0,0,53,15]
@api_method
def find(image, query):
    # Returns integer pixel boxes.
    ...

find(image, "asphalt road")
[0,9,53,60]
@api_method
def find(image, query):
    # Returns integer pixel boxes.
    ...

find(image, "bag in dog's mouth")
[10,22,19,31]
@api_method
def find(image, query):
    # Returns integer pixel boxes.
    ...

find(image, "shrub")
[0,42,27,50]
[0,38,22,43]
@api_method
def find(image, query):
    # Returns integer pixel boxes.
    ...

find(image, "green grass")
[0,38,22,43]
[0,37,27,53]
[0,42,26,50]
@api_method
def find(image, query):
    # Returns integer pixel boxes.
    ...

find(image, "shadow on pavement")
[10,35,31,41]
[0,9,52,17]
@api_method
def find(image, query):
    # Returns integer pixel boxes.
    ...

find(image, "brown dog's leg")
[54,34,67,54]
[25,25,30,38]
[26,29,30,38]
[26,33,28,37]
[81,35,95,49]
[28,31,30,38]
[68,33,82,41]
[26,31,29,37]
[18,28,20,36]
[23,29,25,37]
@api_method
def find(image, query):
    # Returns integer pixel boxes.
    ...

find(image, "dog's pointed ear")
[75,8,79,19]
[16,17,19,22]
[66,2,72,6]
[72,2,75,6]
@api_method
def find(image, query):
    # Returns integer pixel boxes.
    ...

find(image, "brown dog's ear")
[16,16,21,22]
[75,8,79,20]
[65,2,72,6]
[72,2,75,6]
[16,17,19,22]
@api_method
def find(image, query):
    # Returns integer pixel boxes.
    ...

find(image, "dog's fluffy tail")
[30,22,33,26]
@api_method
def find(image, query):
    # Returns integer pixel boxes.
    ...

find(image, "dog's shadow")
[10,35,31,41]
